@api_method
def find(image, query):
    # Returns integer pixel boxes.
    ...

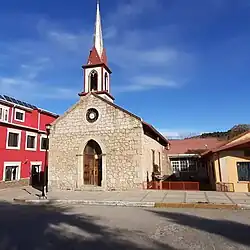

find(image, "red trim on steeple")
[101,48,108,65]
[87,47,102,65]
[78,90,115,100]
[82,62,112,74]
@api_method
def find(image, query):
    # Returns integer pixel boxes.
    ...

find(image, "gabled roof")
[91,93,169,147]
[53,92,169,147]
[212,137,250,153]
[168,138,225,155]
[201,130,250,156]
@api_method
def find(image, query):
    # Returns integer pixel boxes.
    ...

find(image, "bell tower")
[79,0,114,102]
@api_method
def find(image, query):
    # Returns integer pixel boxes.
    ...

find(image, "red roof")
[168,138,225,155]
[87,47,108,65]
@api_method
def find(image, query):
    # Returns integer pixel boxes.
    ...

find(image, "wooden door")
[84,154,99,185]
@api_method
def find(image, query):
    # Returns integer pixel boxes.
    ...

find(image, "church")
[48,1,172,191]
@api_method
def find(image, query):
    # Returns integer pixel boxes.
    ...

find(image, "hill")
[188,124,250,140]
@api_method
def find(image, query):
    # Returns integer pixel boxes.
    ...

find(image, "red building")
[0,94,58,188]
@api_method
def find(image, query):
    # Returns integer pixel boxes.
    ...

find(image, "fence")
[144,181,200,191]
[216,182,234,192]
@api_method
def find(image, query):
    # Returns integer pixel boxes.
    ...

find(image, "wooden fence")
[143,181,200,191]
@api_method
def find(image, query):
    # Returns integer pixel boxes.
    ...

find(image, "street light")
[45,124,51,193]
[41,124,51,198]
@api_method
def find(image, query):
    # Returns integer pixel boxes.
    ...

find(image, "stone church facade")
[48,2,172,191]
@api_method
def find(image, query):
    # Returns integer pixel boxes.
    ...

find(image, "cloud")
[47,30,92,51]
[20,57,51,79]
[159,129,204,139]
[0,76,77,101]
[116,76,179,93]
[104,0,162,27]
[0,0,195,105]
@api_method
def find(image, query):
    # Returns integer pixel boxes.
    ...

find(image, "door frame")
[77,137,107,189]
[84,153,100,186]
[30,161,42,173]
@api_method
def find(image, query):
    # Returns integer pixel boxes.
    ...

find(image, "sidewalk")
[6,186,250,209]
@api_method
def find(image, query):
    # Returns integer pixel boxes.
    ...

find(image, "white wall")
[84,67,102,92]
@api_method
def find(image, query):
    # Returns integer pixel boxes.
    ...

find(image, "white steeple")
[94,0,104,58]
[81,0,114,103]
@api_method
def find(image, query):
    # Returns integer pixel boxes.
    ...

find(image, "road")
[0,201,250,249]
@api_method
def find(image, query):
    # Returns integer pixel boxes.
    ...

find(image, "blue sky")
[0,0,250,138]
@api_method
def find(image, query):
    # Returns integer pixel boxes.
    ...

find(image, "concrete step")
[74,185,104,191]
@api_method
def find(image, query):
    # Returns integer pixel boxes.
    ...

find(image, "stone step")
[75,186,104,191]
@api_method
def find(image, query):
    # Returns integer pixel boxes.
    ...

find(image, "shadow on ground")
[0,201,175,250]
[150,210,250,247]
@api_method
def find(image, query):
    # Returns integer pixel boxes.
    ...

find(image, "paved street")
[0,201,250,249]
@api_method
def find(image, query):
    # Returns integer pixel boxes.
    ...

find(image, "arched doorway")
[83,140,102,186]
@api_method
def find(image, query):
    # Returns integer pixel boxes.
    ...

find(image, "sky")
[0,0,250,138]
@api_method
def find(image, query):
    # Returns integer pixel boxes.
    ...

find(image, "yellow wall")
[208,150,250,192]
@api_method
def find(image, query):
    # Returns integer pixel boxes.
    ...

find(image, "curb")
[13,199,155,207]
[154,202,239,210]
[13,199,250,210]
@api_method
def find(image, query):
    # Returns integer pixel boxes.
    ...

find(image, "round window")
[86,108,99,123]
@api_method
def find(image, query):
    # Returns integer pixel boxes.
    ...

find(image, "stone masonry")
[48,93,171,191]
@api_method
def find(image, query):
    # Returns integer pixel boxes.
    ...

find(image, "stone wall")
[0,178,29,189]
[48,94,144,191]
[141,134,171,182]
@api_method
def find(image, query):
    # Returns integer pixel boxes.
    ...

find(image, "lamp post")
[41,124,51,198]
[45,124,51,193]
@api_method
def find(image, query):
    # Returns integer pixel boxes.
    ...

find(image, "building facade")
[168,138,224,181]
[202,131,250,192]
[0,95,58,188]
[48,2,172,191]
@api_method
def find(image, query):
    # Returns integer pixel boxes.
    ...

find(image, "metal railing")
[216,182,234,192]
[144,181,200,191]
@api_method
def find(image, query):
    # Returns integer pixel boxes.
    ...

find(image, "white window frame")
[3,162,21,181]
[40,134,48,151]
[30,161,42,173]
[14,108,25,122]
[171,159,198,172]
[25,132,37,151]
[0,104,9,122]
[171,160,180,173]
[6,128,21,150]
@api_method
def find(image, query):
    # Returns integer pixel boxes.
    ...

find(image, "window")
[152,150,155,165]
[171,161,179,172]
[189,159,198,171]
[89,70,98,91]
[14,108,25,122]
[3,162,21,181]
[170,158,198,172]
[180,160,188,171]
[104,72,108,91]
[40,135,49,151]
[26,132,37,150]
[158,152,161,172]
[237,162,250,181]
[6,128,21,149]
[0,105,9,122]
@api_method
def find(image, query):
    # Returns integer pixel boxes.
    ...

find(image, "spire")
[94,0,104,59]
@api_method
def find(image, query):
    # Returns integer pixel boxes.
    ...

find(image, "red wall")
[0,104,58,182]
[40,113,55,131]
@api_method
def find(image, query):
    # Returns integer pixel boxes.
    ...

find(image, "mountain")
[187,124,250,140]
